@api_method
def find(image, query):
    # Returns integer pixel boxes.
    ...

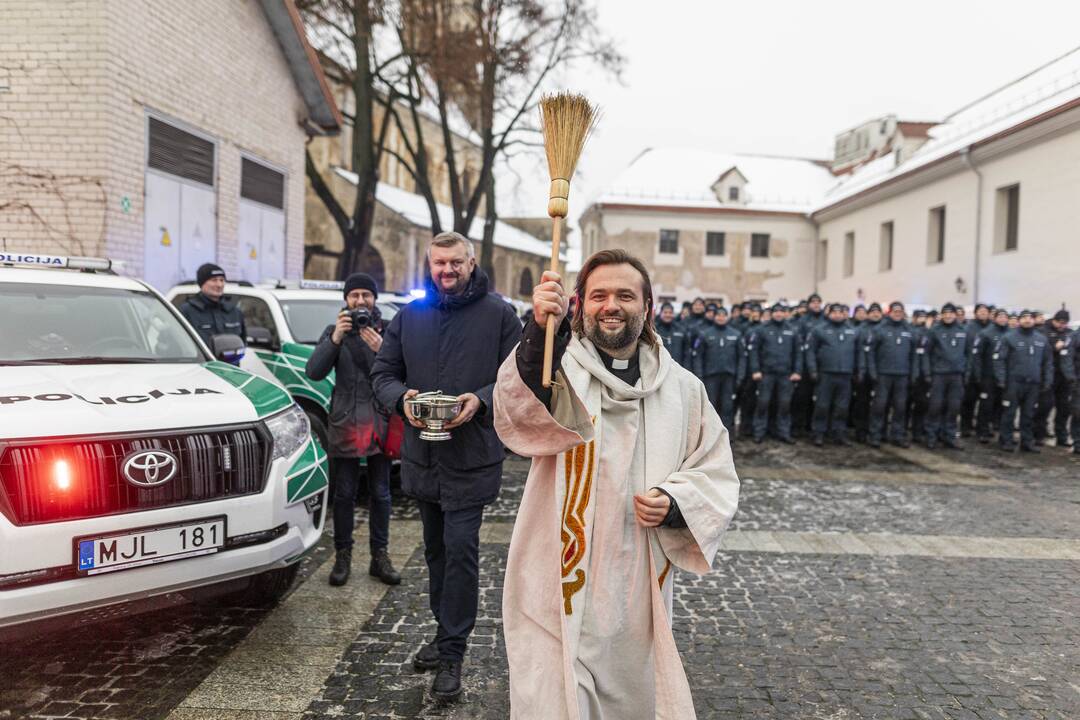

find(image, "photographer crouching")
[305,273,400,587]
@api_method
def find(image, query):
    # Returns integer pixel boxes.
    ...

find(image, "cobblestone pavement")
[2,441,1078,719]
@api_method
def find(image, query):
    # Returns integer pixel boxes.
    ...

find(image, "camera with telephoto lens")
[348,307,372,331]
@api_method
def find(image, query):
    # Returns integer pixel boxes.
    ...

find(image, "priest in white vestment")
[493,249,741,720]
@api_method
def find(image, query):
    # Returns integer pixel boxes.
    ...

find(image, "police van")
[165,279,412,453]
[0,252,328,629]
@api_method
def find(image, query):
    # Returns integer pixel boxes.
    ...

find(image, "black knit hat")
[343,272,378,300]
[1054,309,1070,322]
[196,263,226,287]
[868,302,882,312]
[1019,309,1034,318]
[770,302,786,312]
[889,301,905,312]
[941,302,957,313]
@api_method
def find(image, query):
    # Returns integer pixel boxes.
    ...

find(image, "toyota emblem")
[122,450,178,488]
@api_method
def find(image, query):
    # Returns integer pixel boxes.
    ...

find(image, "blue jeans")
[333,455,391,553]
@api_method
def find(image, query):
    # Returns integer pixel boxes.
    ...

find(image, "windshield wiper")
[3,357,160,365]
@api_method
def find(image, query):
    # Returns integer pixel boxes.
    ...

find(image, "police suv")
[165,279,412,453]
[0,253,328,629]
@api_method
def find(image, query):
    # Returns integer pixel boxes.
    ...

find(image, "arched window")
[518,267,534,297]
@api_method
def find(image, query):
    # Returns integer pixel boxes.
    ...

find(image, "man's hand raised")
[533,270,569,329]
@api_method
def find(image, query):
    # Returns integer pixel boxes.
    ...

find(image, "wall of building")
[817,122,1080,312]
[581,206,818,305]
[0,0,311,281]
[0,0,110,256]
[105,0,310,280]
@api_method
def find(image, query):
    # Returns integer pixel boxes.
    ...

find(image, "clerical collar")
[598,347,641,385]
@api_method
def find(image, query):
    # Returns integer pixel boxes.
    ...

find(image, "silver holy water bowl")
[405,391,463,442]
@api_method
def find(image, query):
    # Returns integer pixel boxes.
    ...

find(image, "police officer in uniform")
[792,293,825,437]
[972,309,1010,443]
[852,302,883,442]
[806,303,858,446]
[1062,329,1080,454]
[924,302,969,449]
[748,302,802,444]
[735,305,762,439]
[961,304,992,435]
[179,263,246,350]
[1034,309,1073,446]
[655,302,690,370]
[994,309,1053,452]
[866,301,919,448]
[694,306,745,432]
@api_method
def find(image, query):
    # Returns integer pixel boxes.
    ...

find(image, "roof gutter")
[960,147,983,305]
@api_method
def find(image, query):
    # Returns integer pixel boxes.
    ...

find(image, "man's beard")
[434,271,467,296]
[584,309,645,353]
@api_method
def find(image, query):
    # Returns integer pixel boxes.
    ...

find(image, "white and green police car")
[0,253,328,629]
[165,279,412,453]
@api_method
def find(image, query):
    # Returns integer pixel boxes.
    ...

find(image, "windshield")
[280,299,399,344]
[0,283,205,364]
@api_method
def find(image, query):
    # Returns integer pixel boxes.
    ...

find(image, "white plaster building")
[582,46,1080,313]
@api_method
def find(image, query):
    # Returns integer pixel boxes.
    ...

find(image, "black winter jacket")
[179,293,246,347]
[694,323,745,381]
[655,320,689,369]
[865,319,918,381]
[993,327,1053,390]
[370,269,521,509]
[305,316,388,458]
[924,322,970,376]
[748,320,803,376]
[805,320,859,376]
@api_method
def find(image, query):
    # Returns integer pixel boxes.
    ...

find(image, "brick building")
[0,0,341,289]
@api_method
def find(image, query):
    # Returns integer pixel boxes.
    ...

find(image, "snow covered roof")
[816,45,1080,213]
[594,148,835,214]
[333,167,560,260]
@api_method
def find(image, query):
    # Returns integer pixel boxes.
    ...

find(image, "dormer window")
[728,186,739,201]
[711,166,748,205]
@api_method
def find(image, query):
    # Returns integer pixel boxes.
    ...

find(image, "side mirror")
[246,326,276,350]
[210,333,246,366]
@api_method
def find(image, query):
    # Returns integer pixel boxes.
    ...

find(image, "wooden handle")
[541,217,563,388]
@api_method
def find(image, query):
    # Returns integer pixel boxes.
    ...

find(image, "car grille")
[0,425,271,525]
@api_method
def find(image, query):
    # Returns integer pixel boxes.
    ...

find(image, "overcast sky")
[496,0,1080,248]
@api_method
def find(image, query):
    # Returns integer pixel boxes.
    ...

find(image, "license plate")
[75,517,226,576]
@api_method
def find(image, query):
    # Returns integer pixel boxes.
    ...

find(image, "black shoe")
[813,435,824,447]
[753,437,764,444]
[369,549,401,586]
[780,436,796,445]
[413,640,441,671]
[944,439,962,450]
[869,440,881,449]
[926,440,937,450]
[833,437,851,447]
[329,548,352,586]
[431,660,463,701]
[894,439,911,449]
[1021,444,1041,454]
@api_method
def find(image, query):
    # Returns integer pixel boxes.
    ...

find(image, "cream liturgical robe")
[493,334,740,720]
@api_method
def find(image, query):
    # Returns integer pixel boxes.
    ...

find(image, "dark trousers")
[1034,379,1072,442]
[851,376,873,439]
[811,372,851,440]
[1071,385,1080,446]
[333,454,391,553]
[738,379,758,437]
[704,373,737,431]
[792,378,815,436]
[754,373,794,440]
[870,375,910,443]
[417,500,484,662]
[909,379,930,441]
[961,381,980,435]
[975,384,1001,440]
[926,373,964,443]
[1000,380,1040,449]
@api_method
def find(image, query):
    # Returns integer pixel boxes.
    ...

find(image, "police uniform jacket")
[993,327,1053,390]
[694,323,745,382]
[805,320,858,376]
[748,320,803,376]
[924,322,970,376]
[1061,332,1079,384]
[972,324,1008,388]
[865,319,918,381]
[179,292,246,347]
[655,320,689,368]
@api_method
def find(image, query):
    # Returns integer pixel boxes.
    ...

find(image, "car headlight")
[265,404,311,461]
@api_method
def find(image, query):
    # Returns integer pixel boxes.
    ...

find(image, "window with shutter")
[241,158,285,210]
[147,117,215,186]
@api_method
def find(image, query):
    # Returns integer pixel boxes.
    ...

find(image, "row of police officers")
[655,295,1078,454]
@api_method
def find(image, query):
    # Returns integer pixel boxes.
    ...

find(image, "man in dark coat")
[305,272,400,588]
[923,302,970,449]
[1033,309,1073,446]
[179,263,246,354]
[806,303,858,446]
[971,309,1010,443]
[865,301,919,448]
[372,231,521,701]
[693,306,745,431]
[748,302,802,443]
[655,301,689,369]
[994,309,1053,452]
